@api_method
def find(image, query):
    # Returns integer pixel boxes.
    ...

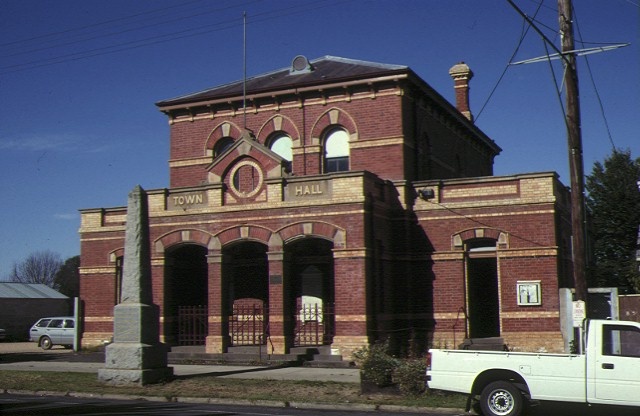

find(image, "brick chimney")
[449,62,474,122]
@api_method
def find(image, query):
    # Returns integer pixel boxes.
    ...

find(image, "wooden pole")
[558,0,588,304]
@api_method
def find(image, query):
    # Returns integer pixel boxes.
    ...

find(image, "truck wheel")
[479,381,523,416]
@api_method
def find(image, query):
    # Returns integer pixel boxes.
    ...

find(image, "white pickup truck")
[426,319,640,416]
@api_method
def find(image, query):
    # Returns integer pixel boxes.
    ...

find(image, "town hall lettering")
[284,180,330,201]
[295,184,323,196]
[173,193,203,205]
[168,192,207,210]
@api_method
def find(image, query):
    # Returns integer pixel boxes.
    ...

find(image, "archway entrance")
[223,241,268,347]
[466,240,500,339]
[164,244,208,345]
[286,238,335,347]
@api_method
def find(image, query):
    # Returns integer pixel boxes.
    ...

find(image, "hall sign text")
[286,180,330,200]
[295,184,323,196]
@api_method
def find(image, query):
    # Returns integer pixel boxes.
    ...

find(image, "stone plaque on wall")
[284,180,331,201]
[167,191,207,210]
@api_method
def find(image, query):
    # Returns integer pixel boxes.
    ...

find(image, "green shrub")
[393,358,426,396]
[353,340,398,387]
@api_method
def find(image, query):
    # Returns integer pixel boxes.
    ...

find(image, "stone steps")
[168,345,354,368]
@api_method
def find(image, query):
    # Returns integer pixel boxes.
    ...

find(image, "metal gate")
[294,303,334,346]
[178,305,207,345]
[230,303,266,346]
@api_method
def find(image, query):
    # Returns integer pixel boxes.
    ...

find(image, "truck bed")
[428,349,587,403]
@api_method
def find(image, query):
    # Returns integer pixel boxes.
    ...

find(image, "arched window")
[324,129,349,173]
[269,133,292,162]
[214,137,234,158]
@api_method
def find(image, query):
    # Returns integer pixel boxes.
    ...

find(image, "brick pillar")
[267,250,286,354]
[332,248,369,359]
[206,250,228,353]
[151,256,167,343]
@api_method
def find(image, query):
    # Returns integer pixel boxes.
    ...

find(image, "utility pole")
[558,0,588,304]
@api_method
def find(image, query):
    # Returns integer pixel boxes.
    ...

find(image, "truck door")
[592,323,640,405]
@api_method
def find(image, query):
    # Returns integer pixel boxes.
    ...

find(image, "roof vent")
[290,55,313,74]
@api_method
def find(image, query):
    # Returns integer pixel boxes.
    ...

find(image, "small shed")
[0,283,71,341]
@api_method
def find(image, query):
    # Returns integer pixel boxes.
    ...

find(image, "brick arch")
[277,221,346,249]
[108,248,124,263]
[451,227,509,250]
[309,108,358,145]
[154,229,218,253]
[204,121,243,155]
[215,225,280,250]
[256,115,301,146]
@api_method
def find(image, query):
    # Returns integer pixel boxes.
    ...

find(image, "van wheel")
[40,336,52,350]
[480,381,523,416]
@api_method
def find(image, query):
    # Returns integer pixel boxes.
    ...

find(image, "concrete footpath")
[0,359,362,383]
[0,343,465,415]
[0,342,360,382]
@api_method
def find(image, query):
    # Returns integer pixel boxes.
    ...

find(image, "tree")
[585,149,640,292]
[9,250,63,289]
[54,255,80,298]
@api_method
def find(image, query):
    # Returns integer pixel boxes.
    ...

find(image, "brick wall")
[79,65,570,355]
[414,173,571,352]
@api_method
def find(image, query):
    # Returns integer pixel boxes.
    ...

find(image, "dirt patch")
[0,342,70,354]
[0,342,103,364]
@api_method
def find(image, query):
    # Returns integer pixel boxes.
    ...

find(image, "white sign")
[572,300,586,327]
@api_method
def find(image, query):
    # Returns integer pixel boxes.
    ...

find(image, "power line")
[1,0,346,75]
[0,1,261,59]
[0,0,212,48]
[573,7,617,151]
[476,0,544,121]
[423,199,552,249]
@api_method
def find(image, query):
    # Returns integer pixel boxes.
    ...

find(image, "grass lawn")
[0,370,466,410]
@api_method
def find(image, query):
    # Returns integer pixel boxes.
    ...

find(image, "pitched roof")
[0,283,68,299]
[156,55,409,108]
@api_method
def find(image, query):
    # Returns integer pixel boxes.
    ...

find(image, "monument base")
[98,367,174,386]
[99,342,173,385]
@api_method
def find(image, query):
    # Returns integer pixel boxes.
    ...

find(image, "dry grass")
[0,370,466,409]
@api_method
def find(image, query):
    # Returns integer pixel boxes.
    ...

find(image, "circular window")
[229,160,264,198]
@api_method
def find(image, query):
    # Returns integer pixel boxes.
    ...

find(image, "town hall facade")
[79,56,573,359]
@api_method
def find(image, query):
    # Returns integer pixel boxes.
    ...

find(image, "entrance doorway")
[223,241,268,347]
[286,238,335,347]
[467,241,500,338]
[164,244,208,345]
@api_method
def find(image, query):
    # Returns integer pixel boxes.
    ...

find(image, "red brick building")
[79,56,573,358]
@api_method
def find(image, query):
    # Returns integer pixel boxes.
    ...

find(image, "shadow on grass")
[173,362,303,380]
[0,350,105,364]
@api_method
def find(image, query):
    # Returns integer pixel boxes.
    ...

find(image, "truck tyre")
[479,381,524,416]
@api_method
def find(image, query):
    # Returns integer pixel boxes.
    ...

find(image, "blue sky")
[0,0,638,276]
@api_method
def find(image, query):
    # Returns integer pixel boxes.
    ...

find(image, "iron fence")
[177,305,207,345]
[294,303,334,346]
[230,303,266,346]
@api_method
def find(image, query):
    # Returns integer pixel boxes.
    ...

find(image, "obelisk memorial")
[98,185,173,385]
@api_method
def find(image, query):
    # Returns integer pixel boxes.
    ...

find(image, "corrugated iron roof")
[0,283,68,299]
[156,55,409,108]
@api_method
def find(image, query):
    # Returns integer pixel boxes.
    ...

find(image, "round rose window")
[229,160,263,198]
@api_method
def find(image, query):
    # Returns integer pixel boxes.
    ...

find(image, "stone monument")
[98,185,173,385]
